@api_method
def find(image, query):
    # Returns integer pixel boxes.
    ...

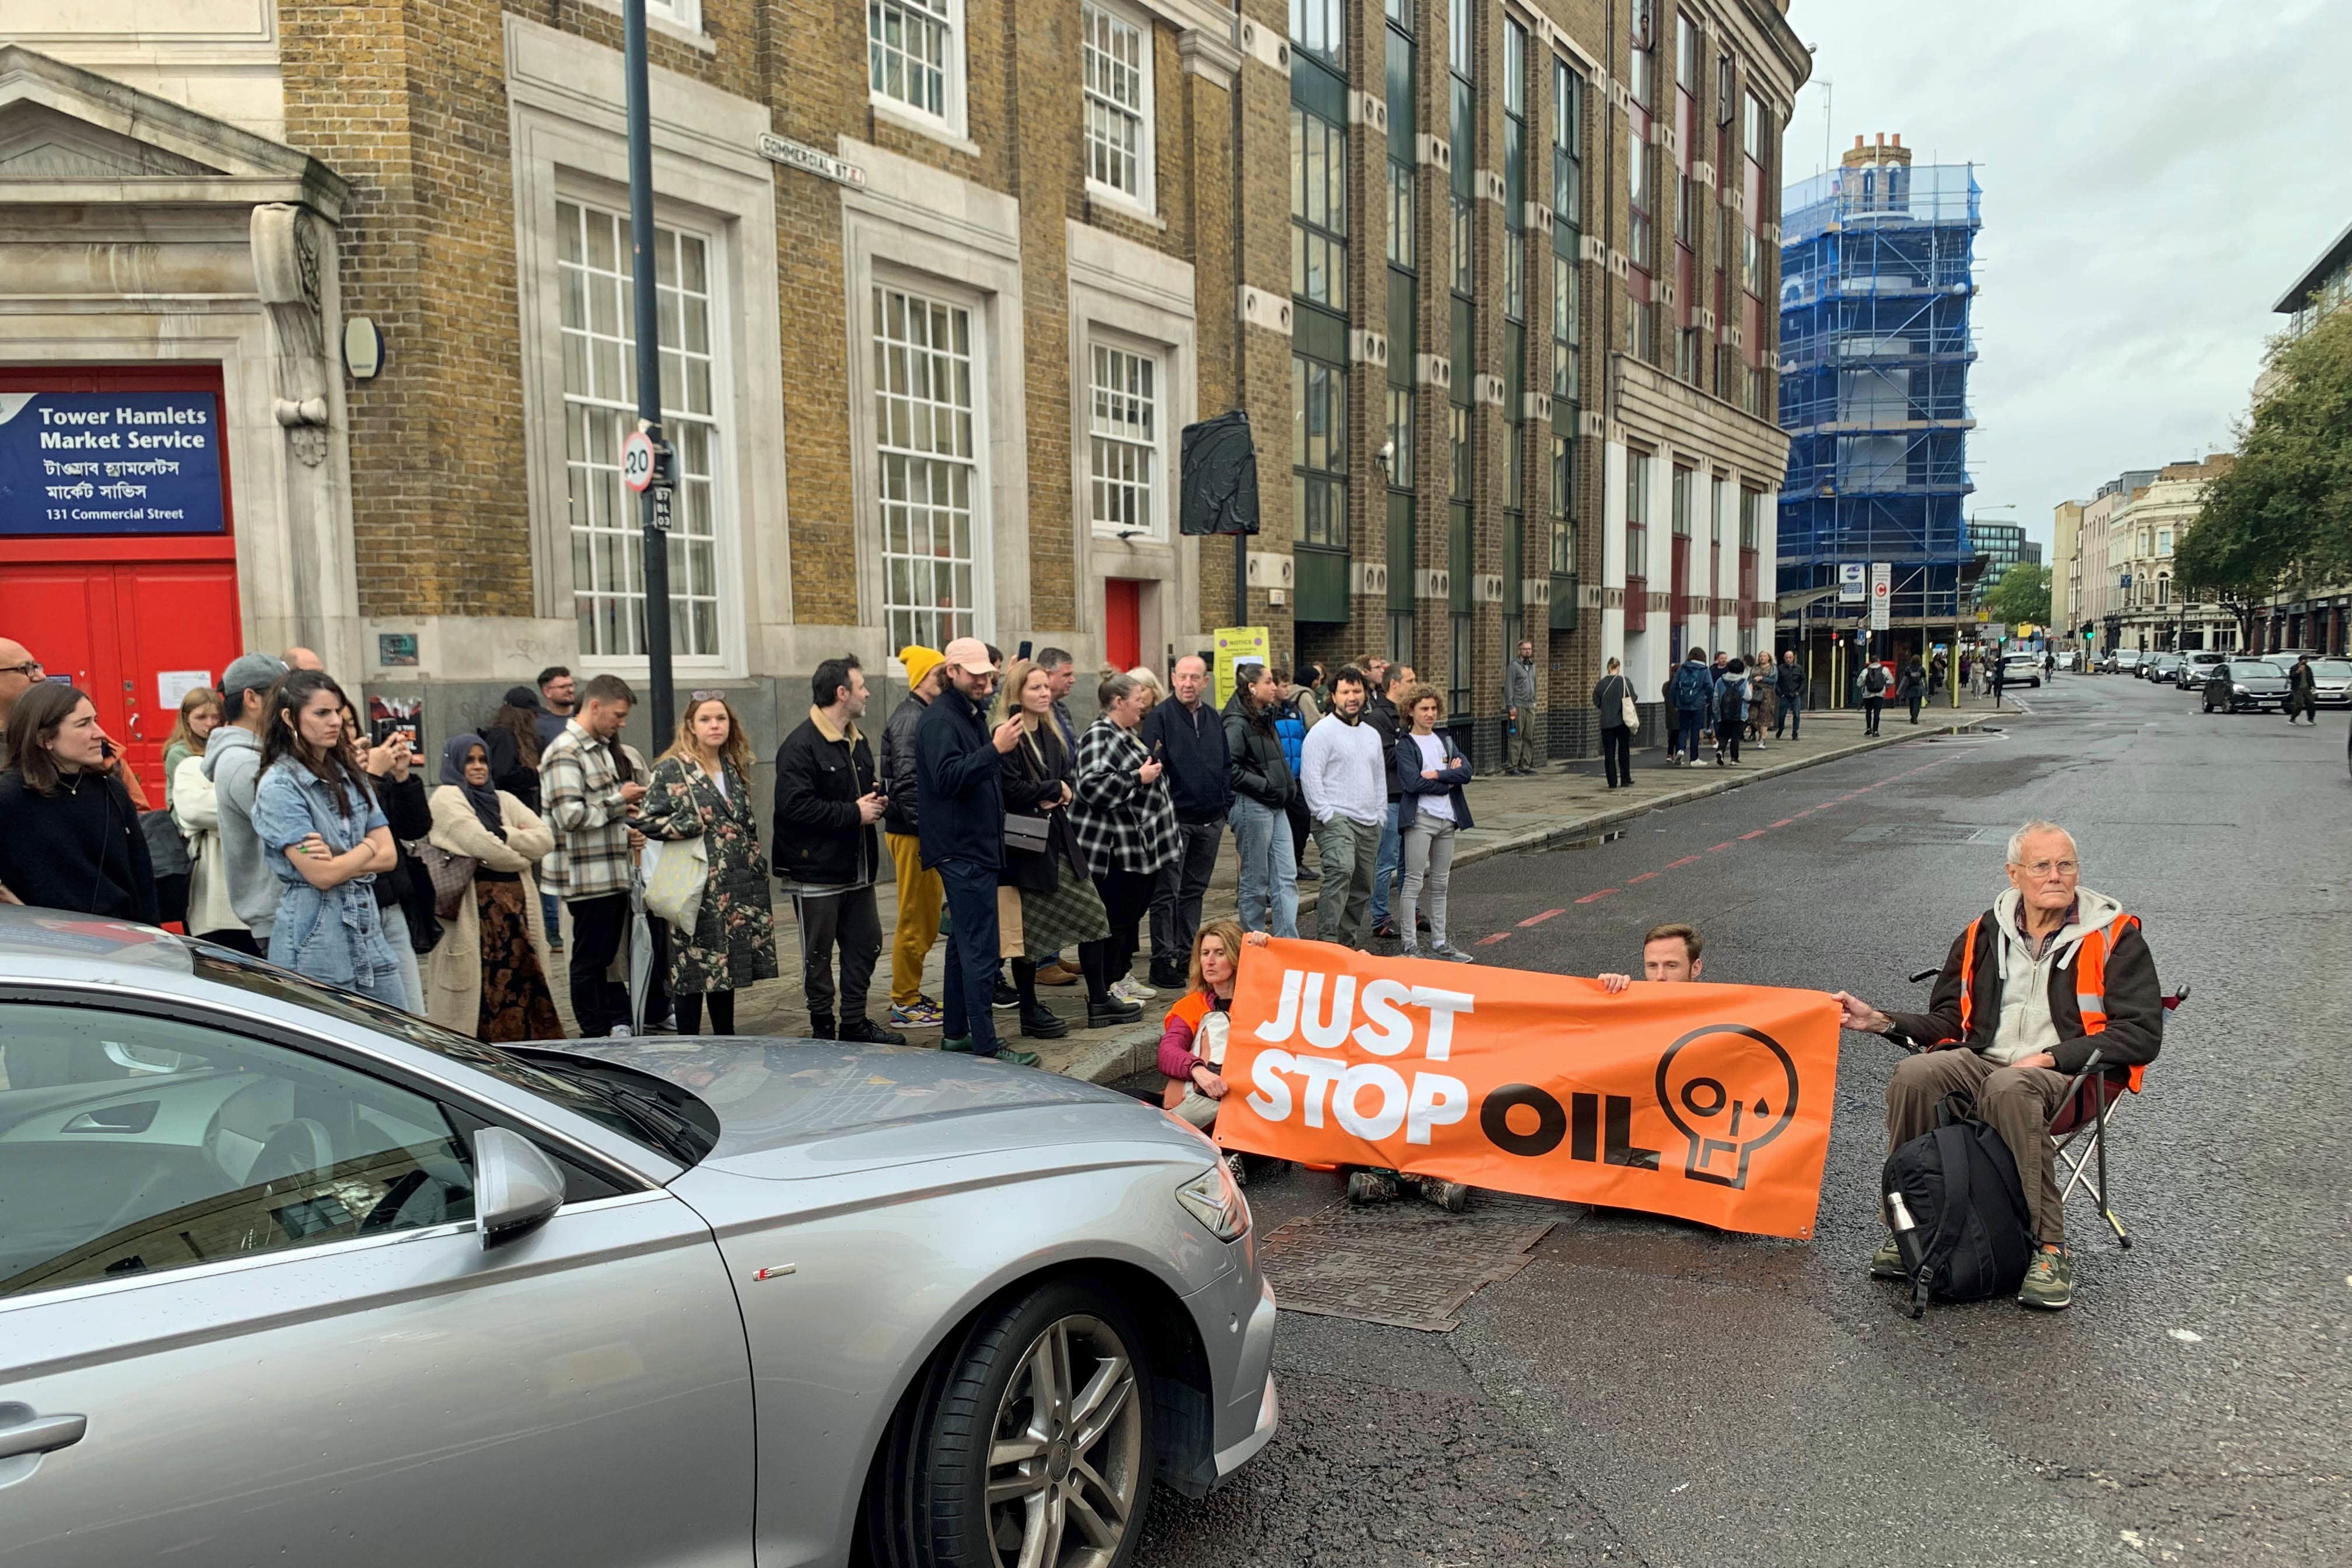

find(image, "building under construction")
[1775,135,1982,662]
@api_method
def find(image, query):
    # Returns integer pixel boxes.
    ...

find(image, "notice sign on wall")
[0,391,226,536]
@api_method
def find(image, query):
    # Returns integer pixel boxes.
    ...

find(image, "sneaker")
[1034,961,1082,986]
[982,1046,1043,1068]
[1371,920,1398,940]
[1415,1176,1471,1212]
[2017,1245,2073,1310]
[1149,964,1186,991]
[607,1024,634,1038]
[940,1034,974,1054]
[1296,864,1321,884]
[1086,996,1144,1028]
[1223,1152,1248,1189]
[1346,1170,1399,1204]
[1018,1007,1070,1040]
[1427,942,1476,964]
[1398,943,1422,961]
[890,999,944,1027]
[840,1017,909,1046]
[1111,976,1158,1004]
[807,1014,837,1041]
[1869,1236,1907,1280]
[992,982,1020,1010]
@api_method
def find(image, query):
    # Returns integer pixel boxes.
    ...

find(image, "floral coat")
[636,754,780,995]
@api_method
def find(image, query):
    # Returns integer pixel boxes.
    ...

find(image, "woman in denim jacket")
[250,670,406,1006]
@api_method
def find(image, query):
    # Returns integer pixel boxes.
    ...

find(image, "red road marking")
[1627,872,1658,884]
[1477,931,1513,946]
[1709,842,1734,852]
[1575,888,1619,904]
[1771,818,1797,827]
[1738,830,1768,839]
[1665,855,1702,868]
[1519,908,1566,927]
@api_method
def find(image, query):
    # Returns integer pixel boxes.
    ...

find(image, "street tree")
[2175,307,2352,643]
[1979,562,2052,627]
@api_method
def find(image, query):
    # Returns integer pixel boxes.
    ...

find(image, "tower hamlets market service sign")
[1,391,226,536]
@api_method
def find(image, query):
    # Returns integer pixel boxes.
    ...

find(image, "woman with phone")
[635,693,778,1035]
[0,682,159,922]
[993,659,1116,1039]
[1069,671,1178,1026]
[161,686,222,806]
[249,672,407,1005]
[1391,683,1476,963]
[335,697,436,1013]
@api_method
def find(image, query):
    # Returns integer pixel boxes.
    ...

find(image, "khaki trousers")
[1885,1049,2070,1244]
[886,831,943,1009]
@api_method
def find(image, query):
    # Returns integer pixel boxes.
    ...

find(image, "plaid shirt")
[1070,715,1179,874]
[539,719,636,900]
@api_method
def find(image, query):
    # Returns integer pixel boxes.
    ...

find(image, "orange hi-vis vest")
[1955,911,2146,1092]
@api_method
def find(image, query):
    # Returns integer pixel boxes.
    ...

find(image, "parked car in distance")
[2146,652,2183,684]
[2110,649,2144,676]
[2204,659,2290,713]
[1999,653,2043,689]
[2308,657,2352,708]
[2054,650,2078,671]
[0,913,1280,1568]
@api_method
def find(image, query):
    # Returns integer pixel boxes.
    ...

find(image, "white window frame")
[647,0,701,33]
[1082,0,1157,215]
[556,195,733,667]
[870,274,995,652]
[869,0,967,143]
[1085,333,1167,541]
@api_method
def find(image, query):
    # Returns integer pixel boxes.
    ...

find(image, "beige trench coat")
[421,786,555,1035]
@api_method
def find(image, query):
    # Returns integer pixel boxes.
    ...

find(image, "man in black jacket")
[878,645,946,1027]
[1140,653,1230,987]
[915,637,1034,1065]
[1832,821,2162,1311]
[1223,662,1298,938]
[774,655,904,1045]
[1773,649,1807,739]
[1366,663,1414,938]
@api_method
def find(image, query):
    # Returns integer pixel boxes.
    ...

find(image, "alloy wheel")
[982,1314,1144,1568]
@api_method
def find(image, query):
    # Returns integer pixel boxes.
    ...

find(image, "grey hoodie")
[203,724,281,939]
[1982,886,2124,1066]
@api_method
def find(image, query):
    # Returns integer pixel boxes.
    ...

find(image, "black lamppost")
[625,0,675,741]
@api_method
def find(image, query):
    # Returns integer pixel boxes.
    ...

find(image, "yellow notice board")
[1212,626,1271,708]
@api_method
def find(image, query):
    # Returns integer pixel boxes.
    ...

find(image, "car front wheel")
[870,1279,1156,1568]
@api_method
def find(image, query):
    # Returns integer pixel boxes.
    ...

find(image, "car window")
[2315,661,2351,677]
[2234,662,2281,677]
[0,1003,477,1301]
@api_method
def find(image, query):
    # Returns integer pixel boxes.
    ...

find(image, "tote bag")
[642,832,709,928]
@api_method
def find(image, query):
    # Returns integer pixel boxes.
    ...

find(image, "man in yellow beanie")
[878,646,949,1026]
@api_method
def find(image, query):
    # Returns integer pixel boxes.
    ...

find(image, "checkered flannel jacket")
[538,720,634,900]
[1070,715,1180,875]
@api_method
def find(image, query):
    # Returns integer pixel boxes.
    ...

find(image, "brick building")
[1,0,1803,772]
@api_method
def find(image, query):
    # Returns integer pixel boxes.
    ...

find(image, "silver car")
[2305,657,2351,708]
[0,914,1278,1568]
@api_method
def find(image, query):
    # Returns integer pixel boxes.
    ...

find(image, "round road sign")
[622,429,656,493]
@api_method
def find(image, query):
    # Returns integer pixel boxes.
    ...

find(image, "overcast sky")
[1787,0,2352,552]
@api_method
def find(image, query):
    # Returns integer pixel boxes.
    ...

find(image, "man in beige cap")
[879,644,948,1027]
[916,636,1035,1065]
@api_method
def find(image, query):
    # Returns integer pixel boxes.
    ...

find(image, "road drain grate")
[1259,1191,1567,1332]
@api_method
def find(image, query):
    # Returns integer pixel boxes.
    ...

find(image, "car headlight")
[1176,1161,1251,1241]
[2234,684,2249,695]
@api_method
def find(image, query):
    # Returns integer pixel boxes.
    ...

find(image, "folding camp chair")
[2043,984,2186,1250]
[1899,970,2187,1251]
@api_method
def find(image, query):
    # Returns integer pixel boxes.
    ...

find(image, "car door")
[0,998,754,1568]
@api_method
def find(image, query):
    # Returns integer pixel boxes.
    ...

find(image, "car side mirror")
[474,1126,566,1248]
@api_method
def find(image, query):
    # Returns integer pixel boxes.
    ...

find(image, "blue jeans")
[1776,693,1803,738]
[1675,709,1706,760]
[1370,800,1402,926]
[1230,796,1298,938]
[935,858,1003,1056]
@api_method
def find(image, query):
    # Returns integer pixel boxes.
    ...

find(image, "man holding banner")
[1601,923,1705,991]
[1212,938,1842,1239]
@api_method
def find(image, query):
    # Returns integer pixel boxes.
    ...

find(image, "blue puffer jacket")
[1273,699,1307,783]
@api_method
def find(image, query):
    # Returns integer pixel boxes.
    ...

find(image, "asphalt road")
[1136,673,2352,1568]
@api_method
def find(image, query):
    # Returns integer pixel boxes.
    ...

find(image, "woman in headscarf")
[422,731,560,1041]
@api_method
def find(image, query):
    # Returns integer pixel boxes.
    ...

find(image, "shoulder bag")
[1003,730,1055,855]
[1616,678,1640,730]
[410,839,478,923]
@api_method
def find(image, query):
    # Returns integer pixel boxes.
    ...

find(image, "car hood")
[551,1037,1188,1178]
[2227,674,2288,690]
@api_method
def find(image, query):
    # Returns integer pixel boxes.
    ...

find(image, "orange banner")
[1212,939,1844,1239]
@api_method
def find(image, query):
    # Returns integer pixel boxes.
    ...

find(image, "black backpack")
[1881,1091,2035,1315]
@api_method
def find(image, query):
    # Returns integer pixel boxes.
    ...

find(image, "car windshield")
[2231,662,2283,677]
[186,945,712,1166]
[2316,660,2352,678]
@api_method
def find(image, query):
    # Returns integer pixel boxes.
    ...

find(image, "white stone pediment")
[0,43,344,216]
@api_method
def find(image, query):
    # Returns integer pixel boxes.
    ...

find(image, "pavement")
[556,687,2000,1078]
[1129,672,2352,1567]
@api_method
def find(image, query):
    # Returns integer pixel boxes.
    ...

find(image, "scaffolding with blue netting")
[1775,154,1982,627]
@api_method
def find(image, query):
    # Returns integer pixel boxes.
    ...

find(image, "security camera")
[1375,438,1395,470]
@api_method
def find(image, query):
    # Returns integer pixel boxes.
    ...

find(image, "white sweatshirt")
[1300,712,1388,826]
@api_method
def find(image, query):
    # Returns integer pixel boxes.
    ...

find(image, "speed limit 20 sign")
[622,429,657,494]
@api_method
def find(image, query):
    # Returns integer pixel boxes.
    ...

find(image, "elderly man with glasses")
[1831,821,2164,1311]
[0,638,43,769]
